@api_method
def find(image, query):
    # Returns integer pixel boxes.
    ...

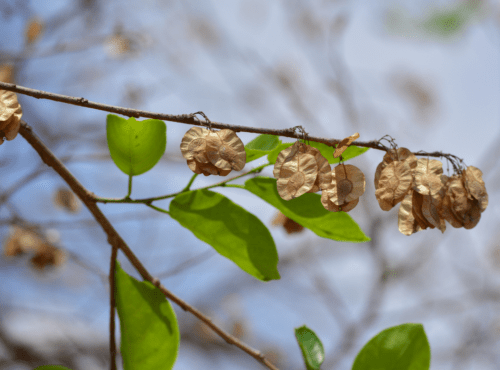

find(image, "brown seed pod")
[271,212,304,234]
[323,164,365,205]
[321,190,359,212]
[30,243,66,270]
[25,18,44,45]
[375,161,413,211]
[411,191,432,230]
[53,187,81,213]
[296,144,331,193]
[374,147,417,190]
[447,175,469,218]
[206,129,246,171]
[276,153,318,200]
[187,159,231,176]
[398,191,422,236]
[333,132,360,158]
[438,181,464,229]
[0,64,14,84]
[413,158,443,196]
[0,90,23,145]
[422,193,446,233]
[462,166,488,212]
[273,141,302,179]
[180,126,211,163]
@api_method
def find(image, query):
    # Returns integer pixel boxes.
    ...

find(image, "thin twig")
[109,245,118,370]
[18,120,280,370]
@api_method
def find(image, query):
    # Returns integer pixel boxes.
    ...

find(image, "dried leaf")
[276,153,318,200]
[334,132,359,158]
[206,129,246,171]
[413,158,443,195]
[375,161,413,211]
[398,191,422,235]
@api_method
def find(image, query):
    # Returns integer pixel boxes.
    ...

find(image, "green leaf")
[352,323,431,370]
[115,261,179,370]
[301,140,369,164]
[267,140,369,165]
[295,325,325,370]
[267,142,294,164]
[34,366,72,370]
[245,134,281,162]
[169,189,280,281]
[244,177,370,242]
[106,114,167,176]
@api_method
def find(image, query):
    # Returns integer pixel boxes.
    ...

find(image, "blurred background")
[1,0,500,369]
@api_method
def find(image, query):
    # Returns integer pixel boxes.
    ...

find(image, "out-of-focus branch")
[18,119,280,370]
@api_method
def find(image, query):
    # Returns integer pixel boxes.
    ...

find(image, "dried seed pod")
[422,193,446,233]
[187,159,231,176]
[30,243,66,270]
[321,190,359,212]
[206,129,246,171]
[334,132,359,158]
[398,191,422,236]
[271,212,304,234]
[374,147,417,190]
[413,158,443,196]
[0,64,14,84]
[298,144,331,193]
[273,142,302,179]
[438,181,463,229]
[447,175,469,218]
[276,153,318,200]
[180,126,211,163]
[0,90,23,145]
[53,187,81,213]
[375,161,413,211]
[323,164,365,205]
[25,18,43,45]
[462,166,488,212]
[411,191,432,230]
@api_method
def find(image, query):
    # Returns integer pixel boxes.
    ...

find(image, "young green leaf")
[301,140,369,164]
[169,189,280,281]
[245,134,281,163]
[295,325,325,370]
[115,261,179,370]
[34,366,73,370]
[244,177,370,242]
[352,323,431,370]
[106,114,166,176]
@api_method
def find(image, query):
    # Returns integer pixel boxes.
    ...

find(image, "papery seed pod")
[276,153,318,200]
[422,193,446,233]
[295,144,331,193]
[375,161,413,211]
[413,158,443,196]
[323,164,365,205]
[447,175,469,218]
[0,90,23,145]
[25,18,43,45]
[333,132,359,158]
[271,212,304,234]
[53,187,81,213]
[438,184,464,229]
[30,243,66,270]
[0,64,14,84]
[411,191,432,230]
[321,189,359,212]
[206,129,246,171]
[461,199,482,230]
[273,142,302,179]
[180,126,211,163]
[375,147,417,190]
[188,158,231,176]
[463,166,488,212]
[398,191,422,235]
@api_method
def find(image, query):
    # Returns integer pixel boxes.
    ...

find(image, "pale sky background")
[1,0,500,369]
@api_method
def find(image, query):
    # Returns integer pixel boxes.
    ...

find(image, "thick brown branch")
[18,120,279,370]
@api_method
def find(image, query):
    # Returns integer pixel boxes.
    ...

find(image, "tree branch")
[18,120,279,370]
